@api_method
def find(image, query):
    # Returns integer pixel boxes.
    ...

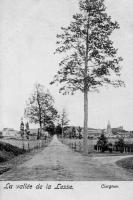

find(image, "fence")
[0,137,52,151]
[22,137,52,151]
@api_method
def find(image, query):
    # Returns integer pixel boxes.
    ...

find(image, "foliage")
[0,141,25,156]
[25,122,30,139]
[77,126,83,139]
[55,124,62,136]
[97,133,108,152]
[60,109,69,127]
[115,137,125,153]
[115,137,125,147]
[37,129,41,140]
[59,108,69,138]
[108,142,113,153]
[71,127,77,138]
[20,120,24,138]
[45,122,55,136]
[51,0,124,154]
[24,83,58,131]
[50,0,124,94]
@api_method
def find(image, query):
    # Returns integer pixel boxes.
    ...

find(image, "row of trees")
[96,134,125,153]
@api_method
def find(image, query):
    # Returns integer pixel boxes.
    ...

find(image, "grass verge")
[116,157,133,170]
[0,141,25,160]
[0,141,26,174]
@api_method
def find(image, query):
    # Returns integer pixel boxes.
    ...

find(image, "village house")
[2,128,19,138]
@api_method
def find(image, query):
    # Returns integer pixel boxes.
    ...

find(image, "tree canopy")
[24,83,58,131]
[51,0,124,94]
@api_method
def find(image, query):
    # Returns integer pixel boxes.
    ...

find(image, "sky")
[0,0,133,131]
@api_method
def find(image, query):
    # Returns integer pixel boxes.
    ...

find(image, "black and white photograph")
[0,0,133,186]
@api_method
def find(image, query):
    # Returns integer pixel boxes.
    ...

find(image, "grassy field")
[116,157,133,170]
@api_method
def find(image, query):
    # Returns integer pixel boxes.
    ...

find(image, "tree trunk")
[62,125,64,139]
[39,121,42,138]
[83,89,88,155]
[83,14,89,155]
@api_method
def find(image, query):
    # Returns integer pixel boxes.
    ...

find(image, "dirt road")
[0,135,133,181]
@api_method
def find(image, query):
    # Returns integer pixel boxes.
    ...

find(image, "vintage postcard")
[0,0,133,199]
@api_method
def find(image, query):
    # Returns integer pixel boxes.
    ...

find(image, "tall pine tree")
[51,0,124,154]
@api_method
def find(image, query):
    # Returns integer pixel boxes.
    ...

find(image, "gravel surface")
[0,135,133,181]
